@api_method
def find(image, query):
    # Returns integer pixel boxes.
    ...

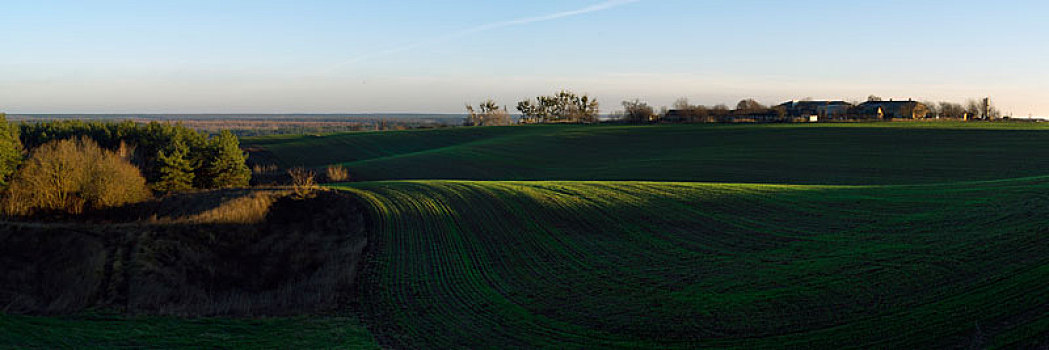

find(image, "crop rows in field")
[0,314,379,349]
[336,179,1049,349]
[250,123,1049,185]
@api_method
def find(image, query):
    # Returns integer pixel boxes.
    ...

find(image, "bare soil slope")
[0,190,368,317]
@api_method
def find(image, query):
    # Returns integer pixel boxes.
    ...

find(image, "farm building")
[851,100,929,119]
[662,109,689,123]
[662,98,930,123]
[774,101,853,120]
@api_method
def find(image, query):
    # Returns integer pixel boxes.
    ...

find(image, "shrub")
[465,100,513,126]
[3,137,150,216]
[326,165,349,182]
[288,167,317,199]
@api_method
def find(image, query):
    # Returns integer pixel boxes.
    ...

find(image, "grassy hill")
[9,122,1049,348]
[335,179,1049,349]
[245,122,1049,184]
[0,314,378,349]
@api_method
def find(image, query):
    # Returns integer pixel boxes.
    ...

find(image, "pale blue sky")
[2,0,1047,116]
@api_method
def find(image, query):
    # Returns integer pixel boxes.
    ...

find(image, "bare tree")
[466,99,512,126]
[922,101,941,118]
[621,99,656,123]
[868,95,884,102]
[671,98,696,123]
[672,98,710,122]
[966,99,982,119]
[572,94,600,123]
[673,98,692,111]
[288,167,318,199]
[939,102,966,119]
[735,99,768,114]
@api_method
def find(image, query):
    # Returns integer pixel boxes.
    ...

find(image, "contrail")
[331,0,643,69]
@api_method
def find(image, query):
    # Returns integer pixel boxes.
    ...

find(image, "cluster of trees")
[0,114,254,216]
[922,100,1002,119]
[515,90,599,124]
[19,120,251,192]
[617,98,737,123]
[734,99,770,115]
[619,99,657,123]
[3,137,150,216]
[463,91,600,126]
[465,100,512,126]
[669,98,735,123]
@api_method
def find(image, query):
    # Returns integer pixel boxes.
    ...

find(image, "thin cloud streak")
[331,0,642,69]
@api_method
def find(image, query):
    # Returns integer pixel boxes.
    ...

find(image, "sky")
[1,0,1047,116]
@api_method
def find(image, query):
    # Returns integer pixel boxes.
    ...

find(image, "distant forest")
[6,114,466,136]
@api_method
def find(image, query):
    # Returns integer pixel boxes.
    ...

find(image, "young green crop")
[0,313,379,349]
[12,123,1049,349]
[248,123,1049,185]
[334,179,1049,349]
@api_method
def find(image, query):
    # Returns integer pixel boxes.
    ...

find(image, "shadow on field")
[0,190,368,317]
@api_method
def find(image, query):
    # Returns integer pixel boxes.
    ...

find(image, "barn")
[852,100,929,119]
[775,101,854,120]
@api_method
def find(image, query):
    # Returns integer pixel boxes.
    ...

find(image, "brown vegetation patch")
[325,165,350,182]
[91,189,281,224]
[3,137,150,216]
[0,189,367,317]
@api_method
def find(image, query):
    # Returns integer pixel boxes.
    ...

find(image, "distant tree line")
[464,91,1010,125]
[616,98,736,123]
[465,90,600,126]
[12,119,251,193]
[921,99,1002,120]
[614,95,1006,124]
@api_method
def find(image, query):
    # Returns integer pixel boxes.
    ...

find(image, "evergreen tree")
[0,113,23,187]
[201,130,251,188]
[153,139,195,193]
[14,120,252,191]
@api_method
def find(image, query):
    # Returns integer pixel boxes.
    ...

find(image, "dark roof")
[854,100,926,114]
[777,101,852,108]
[857,100,921,107]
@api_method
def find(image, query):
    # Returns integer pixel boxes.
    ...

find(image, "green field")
[246,123,1049,184]
[335,179,1049,348]
[0,314,378,349]
[10,122,1049,348]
